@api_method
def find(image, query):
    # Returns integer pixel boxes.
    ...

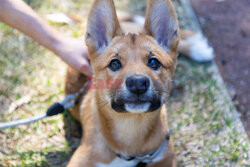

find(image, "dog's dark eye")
[108,59,122,71]
[148,58,161,70]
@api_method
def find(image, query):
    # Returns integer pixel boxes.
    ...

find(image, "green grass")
[0,0,82,166]
[167,57,249,166]
[0,0,249,166]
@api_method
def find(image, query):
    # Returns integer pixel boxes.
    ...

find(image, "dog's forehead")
[110,33,157,53]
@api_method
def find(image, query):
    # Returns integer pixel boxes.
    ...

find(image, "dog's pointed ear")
[143,0,179,52]
[85,0,122,54]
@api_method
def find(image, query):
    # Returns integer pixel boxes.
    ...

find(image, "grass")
[0,0,84,166]
[0,0,249,166]
[167,57,249,166]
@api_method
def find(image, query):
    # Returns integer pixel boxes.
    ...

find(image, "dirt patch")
[190,0,250,137]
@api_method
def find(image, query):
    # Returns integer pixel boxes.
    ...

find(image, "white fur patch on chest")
[96,157,139,167]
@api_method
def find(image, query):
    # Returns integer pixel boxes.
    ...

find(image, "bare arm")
[0,0,92,76]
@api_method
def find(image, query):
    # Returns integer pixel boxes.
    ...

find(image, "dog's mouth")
[124,102,151,113]
[111,98,161,113]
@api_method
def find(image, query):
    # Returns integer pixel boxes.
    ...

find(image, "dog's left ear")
[143,0,179,52]
[86,0,122,55]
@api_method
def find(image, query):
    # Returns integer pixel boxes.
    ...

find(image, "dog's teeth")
[125,102,150,113]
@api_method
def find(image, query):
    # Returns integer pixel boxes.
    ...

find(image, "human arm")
[0,0,92,76]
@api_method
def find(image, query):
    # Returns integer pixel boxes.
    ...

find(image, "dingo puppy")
[65,0,212,166]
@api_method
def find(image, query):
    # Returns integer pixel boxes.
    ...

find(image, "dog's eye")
[108,59,122,71]
[148,58,161,70]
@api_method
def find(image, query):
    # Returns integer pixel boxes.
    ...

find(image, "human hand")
[0,0,92,76]
[55,36,93,77]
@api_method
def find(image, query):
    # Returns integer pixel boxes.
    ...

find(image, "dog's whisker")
[154,89,168,93]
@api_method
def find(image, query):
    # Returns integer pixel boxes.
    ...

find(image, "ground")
[0,0,249,166]
[190,0,250,137]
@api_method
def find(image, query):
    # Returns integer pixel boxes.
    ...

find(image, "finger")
[78,61,93,77]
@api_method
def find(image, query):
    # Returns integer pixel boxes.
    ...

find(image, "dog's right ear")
[85,0,122,55]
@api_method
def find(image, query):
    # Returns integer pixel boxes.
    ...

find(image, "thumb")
[78,60,93,77]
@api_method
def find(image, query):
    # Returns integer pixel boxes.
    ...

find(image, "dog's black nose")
[126,75,150,95]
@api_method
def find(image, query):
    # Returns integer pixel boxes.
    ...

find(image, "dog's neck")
[94,95,169,155]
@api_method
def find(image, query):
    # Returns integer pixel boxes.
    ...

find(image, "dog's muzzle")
[111,75,162,113]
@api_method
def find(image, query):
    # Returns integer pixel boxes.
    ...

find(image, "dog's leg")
[67,138,116,167]
[67,144,93,167]
[65,67,87,121]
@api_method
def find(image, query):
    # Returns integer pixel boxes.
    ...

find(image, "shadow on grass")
[46,111,82,166]
[0,111,83,167]
[6,150,72,167]
[63,111,82,151]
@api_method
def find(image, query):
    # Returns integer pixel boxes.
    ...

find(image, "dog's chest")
[95,149,165,167]
[96,157,139,167]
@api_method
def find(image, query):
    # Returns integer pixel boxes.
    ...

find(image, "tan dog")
[65,0,208,166]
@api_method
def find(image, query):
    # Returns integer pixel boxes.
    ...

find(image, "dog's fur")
[65,0,209,166]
